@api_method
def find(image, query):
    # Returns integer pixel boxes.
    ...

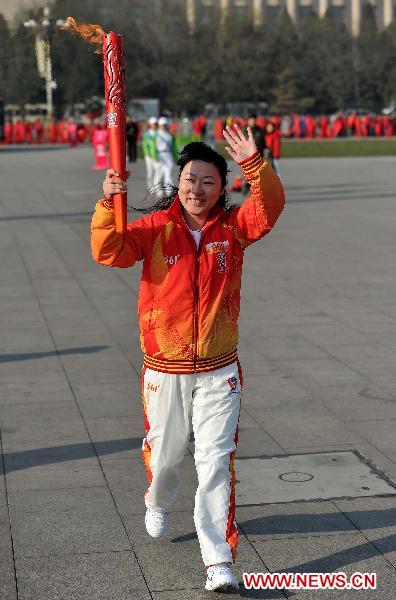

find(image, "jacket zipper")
[180,217,218,372]
[193,242,201,372]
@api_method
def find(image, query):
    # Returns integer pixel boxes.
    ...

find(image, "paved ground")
[0,145,396,599]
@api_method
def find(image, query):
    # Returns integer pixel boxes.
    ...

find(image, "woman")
[91,125,285,593]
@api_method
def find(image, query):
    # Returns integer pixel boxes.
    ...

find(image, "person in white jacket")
[156,116,175,188]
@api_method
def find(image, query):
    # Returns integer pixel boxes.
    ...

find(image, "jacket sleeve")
[90,199,153,268]
[227,151,285,249]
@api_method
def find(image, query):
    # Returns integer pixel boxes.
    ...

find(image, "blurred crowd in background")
[2,111,395,146]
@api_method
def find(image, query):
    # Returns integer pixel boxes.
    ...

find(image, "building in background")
[184,0,395,34]
[0,0,50,25]
[0,0,394,35]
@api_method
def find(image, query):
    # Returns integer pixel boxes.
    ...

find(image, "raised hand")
[223,124,258,164]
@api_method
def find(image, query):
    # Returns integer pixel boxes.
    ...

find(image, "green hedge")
[216,138,396,159]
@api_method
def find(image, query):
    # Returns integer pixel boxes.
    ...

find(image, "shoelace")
[149,510,166,523]
[208,565,232,579]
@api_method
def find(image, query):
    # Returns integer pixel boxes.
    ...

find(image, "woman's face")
[178,160,224,227]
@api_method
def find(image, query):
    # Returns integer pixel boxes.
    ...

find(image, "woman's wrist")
[100,196,114,210]
[238,151,264,183]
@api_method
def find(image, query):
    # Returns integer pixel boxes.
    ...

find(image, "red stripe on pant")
[225,359,243,562]
[141,366,153,485]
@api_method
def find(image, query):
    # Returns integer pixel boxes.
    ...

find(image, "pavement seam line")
[0,426,20,600]
[236,523,289,599]
[330,499,396,572]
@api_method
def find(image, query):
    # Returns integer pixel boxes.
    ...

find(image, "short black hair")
[177,142,229,208]
[177,142,228,187]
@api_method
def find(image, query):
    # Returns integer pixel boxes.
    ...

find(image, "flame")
[63,17,107,54]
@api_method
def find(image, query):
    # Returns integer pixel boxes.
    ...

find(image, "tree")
[381,22,396,106]
[266,9,300,106]
[8,23,44,107]
[0,14,12,103]
[355,3,385,109]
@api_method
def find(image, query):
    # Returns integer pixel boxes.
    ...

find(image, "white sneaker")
[145,508,168,538]
[205,563,239,593]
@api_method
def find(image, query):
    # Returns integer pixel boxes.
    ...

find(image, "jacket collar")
[165,195,225,232]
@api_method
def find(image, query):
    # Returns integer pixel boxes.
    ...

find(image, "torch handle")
[108,129,127,234]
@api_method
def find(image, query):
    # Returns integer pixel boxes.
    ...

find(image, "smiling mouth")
[188,198,205,204]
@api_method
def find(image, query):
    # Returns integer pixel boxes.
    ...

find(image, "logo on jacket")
[206,241,229,273]
[216,252,227,272]
[205,240,229,254]
[165,254,180,266]
[147,382,161,393]
[227,376,238,390]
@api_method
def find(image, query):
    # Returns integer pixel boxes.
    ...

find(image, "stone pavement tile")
[252,532,396,599]
[254,414,363,450]
[86,415,145,461]
[0,523,17,600]
[308,382,396,423]
[4,455,105,493]
[237,501,356,542]
[252,336,332,362]
[347,419,396,460]
[367,374,396,398]
[364,325,396,353]
[279,443,363,455]
[322,343,396,375]
[231,426,285,459]
[86,414,145,439]
[269,358,362,388]
[352,443,396,483]
[243,397,335,424]
[1,329,54,354]
[241,375,308,404]
[108,456,196,516]
[1,418,90,452]
[2,441,97,477]
[0,355,64,382]
[152,587,286,599]
[0,469,9,524]
[136,534,270,595]
[285,324,370,347]
[15,550,150,600]
[333,496,396,568]
[9,487,131,558]
[0,400,81,427]
[73,381,144,419]
[54,337,136,386]
[0,377,74,406]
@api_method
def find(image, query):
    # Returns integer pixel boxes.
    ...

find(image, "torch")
[65,18,127,234]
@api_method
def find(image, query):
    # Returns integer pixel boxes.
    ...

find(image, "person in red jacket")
[4,121,13,144]
[15,119,25,144]
[49,119,59,144]
[33,118,44,143]
[91,126,285,593]
[264,121,282,177]
[319,115,329,138]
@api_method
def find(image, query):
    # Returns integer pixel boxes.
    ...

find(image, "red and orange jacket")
[91,152,285,374]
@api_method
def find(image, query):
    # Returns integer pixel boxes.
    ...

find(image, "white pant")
[144,156,164,190]
[141,361,242,566]
[158,152,174,187]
